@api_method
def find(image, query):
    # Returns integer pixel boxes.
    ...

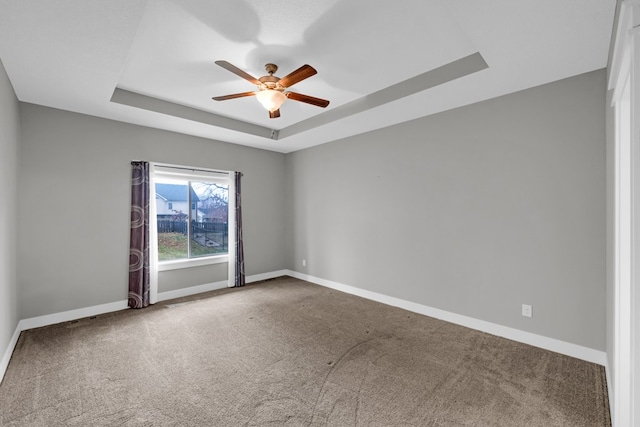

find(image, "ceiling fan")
[212,61,330,119]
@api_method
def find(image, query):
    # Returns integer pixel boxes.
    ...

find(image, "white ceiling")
[0,0,615,153]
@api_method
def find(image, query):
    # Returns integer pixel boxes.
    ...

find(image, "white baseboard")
[157,280,228,301]
[18,300,129,332]
[0,323,21,385]
[1,269,607,385]
[157,270,289,301]
[246,270,289,283]
[605,359,614,426]
[15,270,288,331]
[285,270,607,366]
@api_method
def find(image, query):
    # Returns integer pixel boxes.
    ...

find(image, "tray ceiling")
[0,0,615,153]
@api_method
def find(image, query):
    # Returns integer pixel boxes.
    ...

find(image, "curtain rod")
[152,163,243,176]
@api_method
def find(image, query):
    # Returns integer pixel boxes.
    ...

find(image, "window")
[153,165,230,264]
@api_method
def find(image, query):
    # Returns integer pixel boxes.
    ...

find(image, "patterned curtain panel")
[128,161,151,308]
[234,171,246,287]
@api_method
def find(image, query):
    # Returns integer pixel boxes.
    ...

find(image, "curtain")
[128,161,151,308]
[232,171,245,287]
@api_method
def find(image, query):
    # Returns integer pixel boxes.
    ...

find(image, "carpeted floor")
[0,276,610,426]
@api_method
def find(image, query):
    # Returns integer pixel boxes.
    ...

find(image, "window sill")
[158,254,228,271]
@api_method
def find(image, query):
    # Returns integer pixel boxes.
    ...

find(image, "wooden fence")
[157,220,227,235]
[157,220,228,252]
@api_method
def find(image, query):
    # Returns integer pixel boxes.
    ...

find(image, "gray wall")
[10,67,608,354]
[286,69,606,350]
[18,104,287,318]
[0,59,20,360]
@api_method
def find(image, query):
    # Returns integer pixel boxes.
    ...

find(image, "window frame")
[152,163,231,271]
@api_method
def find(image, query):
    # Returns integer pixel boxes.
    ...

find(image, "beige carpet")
[0,276,610,426]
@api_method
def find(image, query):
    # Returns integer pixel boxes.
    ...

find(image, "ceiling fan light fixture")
[256,89,286,112]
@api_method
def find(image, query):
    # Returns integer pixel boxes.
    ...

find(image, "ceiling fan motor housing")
[260,64,283,91]
[258,75,282,90]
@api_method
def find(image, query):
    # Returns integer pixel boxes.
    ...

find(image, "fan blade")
[286,92,330,108]
[278,64,317,88]
[269,109,281,119]
[212,91,256,101]
[215,60,261,86]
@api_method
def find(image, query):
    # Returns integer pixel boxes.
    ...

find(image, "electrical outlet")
[302,259,306,267]
[522,304,532,318]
